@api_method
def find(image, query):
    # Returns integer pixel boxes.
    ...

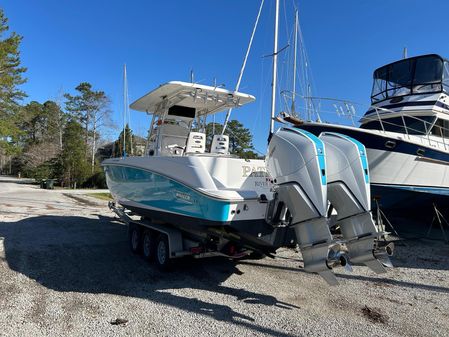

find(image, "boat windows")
[386,60,413,98]
[413,57,443,93]
[371,55,447,103]
[361,116,436,135]
[372,68,387,102]
[443,61,449,92]
[430,118,449,138]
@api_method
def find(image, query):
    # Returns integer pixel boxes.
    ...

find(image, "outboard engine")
[319,132,393,272]
[266,128,348,285]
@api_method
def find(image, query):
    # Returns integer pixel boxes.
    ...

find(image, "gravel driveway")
[0,176,448,337]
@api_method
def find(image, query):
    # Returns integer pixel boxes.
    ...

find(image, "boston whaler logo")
[175,190,194,203]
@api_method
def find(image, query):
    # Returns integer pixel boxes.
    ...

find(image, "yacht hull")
[298,123,449,219]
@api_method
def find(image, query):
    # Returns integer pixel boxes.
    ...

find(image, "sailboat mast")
[269,0,280,137]
[123,64,127,157]
[291,9,299,115]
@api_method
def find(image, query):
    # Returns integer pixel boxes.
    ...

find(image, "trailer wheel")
[128,223,141,254]
[155,234,171,270]
[142,230,155,261]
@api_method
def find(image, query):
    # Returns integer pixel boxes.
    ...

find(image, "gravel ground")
[0,176,448,337]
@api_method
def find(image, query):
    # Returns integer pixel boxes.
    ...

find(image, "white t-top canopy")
[130,81,255,116]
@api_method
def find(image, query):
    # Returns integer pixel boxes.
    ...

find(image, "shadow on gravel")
[0,215,299,337]
[240,256,449,295]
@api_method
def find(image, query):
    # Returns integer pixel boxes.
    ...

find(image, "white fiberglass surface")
[367,148,449,188]
[130,81,255,114]
[102,155,272,201]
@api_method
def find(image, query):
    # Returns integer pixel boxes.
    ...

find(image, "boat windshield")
[371,55,449,103]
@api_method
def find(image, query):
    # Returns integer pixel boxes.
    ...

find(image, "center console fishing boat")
[102,80,392,285]
[102,0,392,285]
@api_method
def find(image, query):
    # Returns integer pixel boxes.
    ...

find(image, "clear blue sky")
[4,0,449,152]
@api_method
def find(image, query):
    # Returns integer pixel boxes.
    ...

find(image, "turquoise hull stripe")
[105,165,231,222]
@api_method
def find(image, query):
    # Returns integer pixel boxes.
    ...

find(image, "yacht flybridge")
[102,81,393,285]
[291,54,449,220]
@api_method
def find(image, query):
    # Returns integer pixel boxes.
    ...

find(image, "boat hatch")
[130,81,255,116]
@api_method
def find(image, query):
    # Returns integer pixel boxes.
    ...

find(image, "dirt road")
[0,176,448,337]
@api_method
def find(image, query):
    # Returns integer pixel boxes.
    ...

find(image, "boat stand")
[426,203,449,243]
[373,198,401,240]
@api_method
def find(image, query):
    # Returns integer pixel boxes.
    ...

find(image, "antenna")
[190,69,194,83]
[403,47,408,59]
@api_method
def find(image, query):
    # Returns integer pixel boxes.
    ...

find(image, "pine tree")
[113,124,133,157]
[0,8,26,154]
[61,119,89,188]
[43,100,66,146]
[64,82,110,172]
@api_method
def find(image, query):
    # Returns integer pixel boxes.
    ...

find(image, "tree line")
[0,9,120,187]
[0,8,259,189]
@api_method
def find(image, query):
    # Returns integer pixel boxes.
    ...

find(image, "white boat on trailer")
[102,80,393,285]
[102,0,392,285]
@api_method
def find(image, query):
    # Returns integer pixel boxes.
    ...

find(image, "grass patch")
[86,192,113,201]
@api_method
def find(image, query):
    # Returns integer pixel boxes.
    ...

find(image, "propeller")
[373,242,395,268]
[326,243,353,272]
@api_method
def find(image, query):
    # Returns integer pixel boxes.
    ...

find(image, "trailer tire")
[142,230,155,261]
[155,234,171,270]
[128,223,142,254]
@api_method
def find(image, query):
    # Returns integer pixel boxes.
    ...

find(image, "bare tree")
[65,83,112,173]
[90,95,112,173]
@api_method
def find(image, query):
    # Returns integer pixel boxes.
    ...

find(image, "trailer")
[109,201,254,269]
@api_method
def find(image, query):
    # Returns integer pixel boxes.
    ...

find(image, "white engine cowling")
[319,132,393,273]
[266,128,393,284]
[266,128,347,285]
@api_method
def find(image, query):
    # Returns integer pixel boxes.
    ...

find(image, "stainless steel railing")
[280,91,449,152]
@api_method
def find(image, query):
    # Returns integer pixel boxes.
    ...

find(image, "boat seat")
[185,132,206,153]
[211,135,229,154]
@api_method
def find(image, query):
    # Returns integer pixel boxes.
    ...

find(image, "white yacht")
[292,54,449,220]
